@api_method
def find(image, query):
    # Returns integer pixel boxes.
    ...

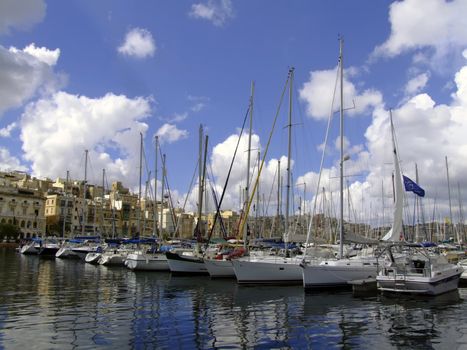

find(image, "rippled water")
[1,248,467,349]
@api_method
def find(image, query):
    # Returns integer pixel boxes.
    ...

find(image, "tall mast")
[197,125,203,233]
[457,182,464,243]
[82,149,88,236]
[101,168,105,236]
[138,132,143,238]
[160,154,166,237]
[256,151,260,239]
[154,136,158,238]
[276,160,281,235]
[243,81,254,248]
[445,155,453,241]
[285,67,294,252]
[62,170,69,238]
[338,38,345,259]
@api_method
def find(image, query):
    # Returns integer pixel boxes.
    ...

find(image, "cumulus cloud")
[299,66,383,120]
[0,147,27,172]
[189,0,234,27]
[373,0,467,60]
[20,91,152,188]
[118,28,156,58]
[0,44,62,117]
[0,0,45,34]
[156,123,188,144]
[0,122,17,137]
[404,72,430,95]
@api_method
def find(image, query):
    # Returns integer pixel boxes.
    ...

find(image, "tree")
[0,223,22,241]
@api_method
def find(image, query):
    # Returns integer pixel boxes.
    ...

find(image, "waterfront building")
[0,171,46,238]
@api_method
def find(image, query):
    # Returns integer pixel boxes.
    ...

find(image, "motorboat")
[377,243,463,296]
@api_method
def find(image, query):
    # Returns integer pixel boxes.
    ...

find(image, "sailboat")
[204,81,255,278]
[376,116,463,295]
[231,68,304,284]
[165,125,209,275]
[301,38,379,289]
[125,135,170,271]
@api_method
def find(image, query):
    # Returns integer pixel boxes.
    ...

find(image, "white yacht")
[232,254,303,284]
[20,239,41,255]
[125,250,169,271]
[377,244,463,296]
[166,248,208,275]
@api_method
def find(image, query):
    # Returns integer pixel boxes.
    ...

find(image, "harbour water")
[1,248,467,349]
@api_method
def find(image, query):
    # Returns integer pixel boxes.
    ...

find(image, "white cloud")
[0,0,45,34]
[20,91,152,188]
[404,72,430,95]
[161,112,188,123]
[156,123,188,144]
[0,122,17,137]
[118,28,156,58]
[0,147,27,172]
[299,66,383,120]
[373,0,467,59]
[0,44,62,117]
[188,95,209,112]
[22,43,60,66]
[189,0,234,27]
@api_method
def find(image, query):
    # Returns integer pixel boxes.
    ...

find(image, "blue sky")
[2,0,467,228]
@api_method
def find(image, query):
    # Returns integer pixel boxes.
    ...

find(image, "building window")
[22,208,27,215]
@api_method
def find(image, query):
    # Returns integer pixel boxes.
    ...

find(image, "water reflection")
[1,249,467,349]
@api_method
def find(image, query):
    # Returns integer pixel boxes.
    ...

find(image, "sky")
[1,0,467,229]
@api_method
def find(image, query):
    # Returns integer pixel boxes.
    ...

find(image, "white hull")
[378,266,463,296]
[125,252,169,271]
[56,247,79,259]
[72,246,101,260]
[20,243,39,255]
[204,259,235,278]
[301,259,377,289]
[85,252,102,264]
[232,257,302,284]
[166,251,208,275]
[99,253,126,266]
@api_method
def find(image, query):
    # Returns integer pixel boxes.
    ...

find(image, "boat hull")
[301,260,377,289]
[377,270,462,296]
[204,259,235,278]
[85,252,102,264]
[20,243,39,255]
[99,254,125,266]
[166,251,208,275]
[38,246,59,258]
[232,257,302,284]
[56,247,79,259]
[125,253,169,271]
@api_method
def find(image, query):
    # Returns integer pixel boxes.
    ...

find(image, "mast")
[276,160,281,236]
[285,67,294,254]
[457,182,465,243]
[82,149,88,236]
[138,132,143,238]
[101,168,105,236]
[197,125,203,236]
[338,37,344,259]
[243,81,254,248]
[154,136,158,238]
[256,151,260,239]
[445,156,453,241]
[62,170,69,238]
[160,154,166,238]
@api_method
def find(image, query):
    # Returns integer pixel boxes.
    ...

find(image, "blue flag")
[403,175,425,197]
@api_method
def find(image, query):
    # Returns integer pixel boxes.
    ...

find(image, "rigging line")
[238,70,291,239]
[173,160,199,237]
[260,161,278,237]
[204,104,251,248]
[160,158,178,235]
[304,56,341,254]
